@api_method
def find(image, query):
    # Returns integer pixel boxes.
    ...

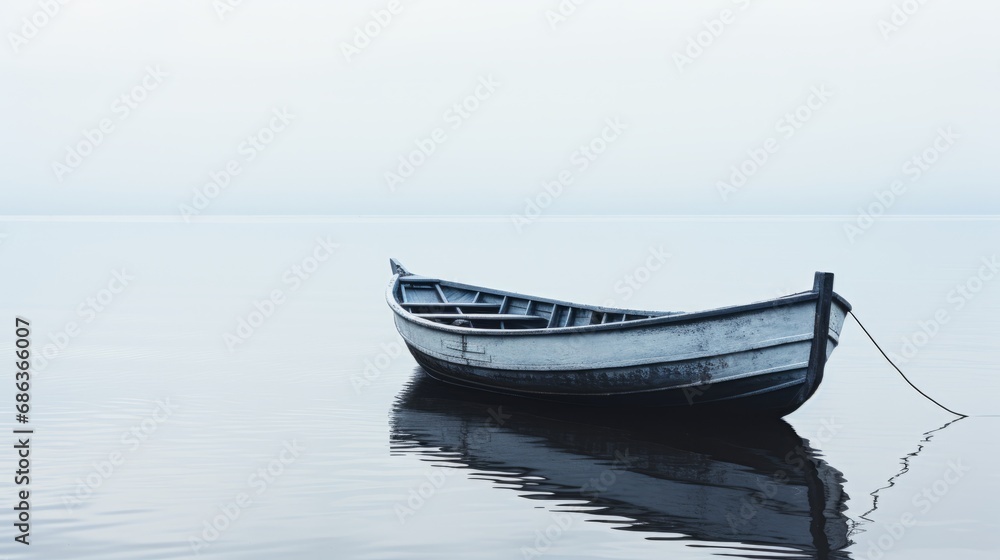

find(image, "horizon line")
[1,214,999,223]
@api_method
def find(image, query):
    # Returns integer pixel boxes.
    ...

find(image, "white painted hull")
[387,260,850,417]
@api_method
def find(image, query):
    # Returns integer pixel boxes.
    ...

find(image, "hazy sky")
[1,0,997,216]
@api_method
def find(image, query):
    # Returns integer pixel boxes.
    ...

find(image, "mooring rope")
[848,311,967,418]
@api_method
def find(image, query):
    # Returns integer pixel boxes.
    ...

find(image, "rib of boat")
[386,258,851,418]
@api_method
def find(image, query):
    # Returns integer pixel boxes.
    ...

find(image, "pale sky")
[1,0,998,216]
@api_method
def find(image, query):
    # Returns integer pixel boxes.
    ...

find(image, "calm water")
[1,218,998,559]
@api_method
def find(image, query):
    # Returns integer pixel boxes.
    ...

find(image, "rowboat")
[391,376,851,557]
[386,258,851,418]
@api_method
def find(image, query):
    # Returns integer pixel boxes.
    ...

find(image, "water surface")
[1,218,997,559]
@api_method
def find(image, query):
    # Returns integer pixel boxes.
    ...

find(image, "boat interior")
[396,276,665,330]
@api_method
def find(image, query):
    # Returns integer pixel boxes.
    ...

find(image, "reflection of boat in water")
[391,374,853,559]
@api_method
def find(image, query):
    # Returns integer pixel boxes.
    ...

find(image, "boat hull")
[388,264,850,418]
[406,343,819,416]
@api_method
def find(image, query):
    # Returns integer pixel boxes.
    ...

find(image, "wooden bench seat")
[401,303,502,310]
[416,313,547,323]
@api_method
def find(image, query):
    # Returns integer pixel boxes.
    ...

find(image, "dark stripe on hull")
[407,344,815,418]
